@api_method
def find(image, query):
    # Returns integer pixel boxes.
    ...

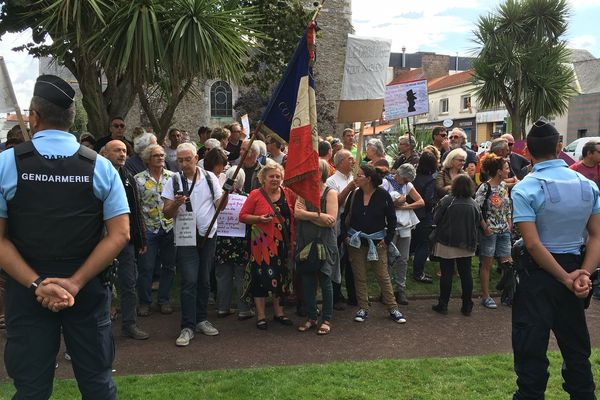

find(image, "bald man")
[102,140,149,340]
[501,134,530,180]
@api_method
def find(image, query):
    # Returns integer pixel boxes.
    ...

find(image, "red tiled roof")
[363,123,395,136]
[388,68,425,85]
[427,69,474,92]
[6,113,29,122]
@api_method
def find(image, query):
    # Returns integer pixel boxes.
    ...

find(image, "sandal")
[317,321,331,336]
[273,315,293,326]
[297,319,317,332]
[256,319,268,330]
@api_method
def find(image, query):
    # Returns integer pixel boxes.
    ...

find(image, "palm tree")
[472,0,577,138]
[1,0,261,139]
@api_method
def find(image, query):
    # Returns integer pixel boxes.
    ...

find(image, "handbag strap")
[436,195,456,227]
[344,189,358,230]
[259,187,291,253]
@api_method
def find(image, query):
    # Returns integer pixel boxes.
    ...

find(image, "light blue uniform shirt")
[512,159,600,253]
[0,130,129,219]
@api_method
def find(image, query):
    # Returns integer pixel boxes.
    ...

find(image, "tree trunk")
[63,55,137,138]
[138,78,195,144]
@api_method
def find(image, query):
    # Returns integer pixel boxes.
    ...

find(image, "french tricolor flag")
[259,22,320,209]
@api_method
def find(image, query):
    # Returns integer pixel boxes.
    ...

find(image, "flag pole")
[0,57,30,141]
[201,1,325,244]
[199,121,264,246]
[354,121,365,173]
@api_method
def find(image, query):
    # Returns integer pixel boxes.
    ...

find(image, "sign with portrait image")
[384,79,429,120]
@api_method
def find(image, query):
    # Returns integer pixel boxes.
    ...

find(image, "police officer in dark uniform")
[511,118,600,400]
[0,75,130,399]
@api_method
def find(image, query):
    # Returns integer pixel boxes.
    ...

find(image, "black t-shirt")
[340,187,397,244]
[226,140,241,162]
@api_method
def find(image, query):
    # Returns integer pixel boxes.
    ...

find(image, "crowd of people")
[49,120,554,338]
[2,115,599,337]
[1,74,599,400]
[0,117,584,331]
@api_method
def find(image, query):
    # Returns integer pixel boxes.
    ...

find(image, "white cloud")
[568,0,600,9]
[568,34,597,51]
[352,0,488,53]
[0,30,38,110]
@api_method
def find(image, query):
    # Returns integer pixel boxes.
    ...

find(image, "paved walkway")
[3,298,599,379]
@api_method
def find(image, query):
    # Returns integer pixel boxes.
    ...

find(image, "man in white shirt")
[162,143,225,347]
[326,149,357,308]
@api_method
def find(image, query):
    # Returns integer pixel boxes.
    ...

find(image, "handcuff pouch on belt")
[99,258,119,288]
[512,239,597,308]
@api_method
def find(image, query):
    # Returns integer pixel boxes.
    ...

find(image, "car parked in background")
[563,137,600,161]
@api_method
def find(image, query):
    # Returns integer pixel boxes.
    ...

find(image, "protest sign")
[384,79,429,120]
[217,193,247,237]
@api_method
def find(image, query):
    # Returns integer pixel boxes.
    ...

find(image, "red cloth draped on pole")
[259,21,320,209]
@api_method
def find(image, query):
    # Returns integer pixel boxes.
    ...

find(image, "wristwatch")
[29,276,44,295]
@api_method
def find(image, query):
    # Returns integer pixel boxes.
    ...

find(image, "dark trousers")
[512,254,596,400]
[334,241,356,304]
[438,257,473,306]
[412,222,433,278]
[116,243,138,330]
[4,276,115,400]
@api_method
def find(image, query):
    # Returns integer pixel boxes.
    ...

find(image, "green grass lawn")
[1,349,598,399]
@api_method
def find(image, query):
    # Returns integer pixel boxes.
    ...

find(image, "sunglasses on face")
[450,135,461,140]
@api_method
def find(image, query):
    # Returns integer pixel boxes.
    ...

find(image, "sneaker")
[238,310,255,320]
[122,324,150,340]
[137,303,152,317]
[481,297,497,309]
[395,291,409,306]
[159,303,173,315]
[413,273,433,284]
[354,309,368,322]
[195,320,219,336]
[175,328,194,347]
[217,309,235,318]
[390,309,407,324]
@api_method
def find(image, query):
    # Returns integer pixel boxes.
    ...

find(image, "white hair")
[204,138,222,150]
[133,132,157,155]
[226,166,246,192]
[176,142,197,155]
[255,140,267,157]
[367,138,385,157]
[243,139,260,156]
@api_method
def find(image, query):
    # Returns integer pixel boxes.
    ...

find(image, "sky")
[0,0,599,111]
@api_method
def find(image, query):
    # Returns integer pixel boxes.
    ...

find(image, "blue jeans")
[302,271,333,321]
[179,238,216,330]
[215,262,250,313]
[137,228,176,305]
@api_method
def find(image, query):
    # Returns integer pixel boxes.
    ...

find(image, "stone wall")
[421,53,449,80]
[567,93,600,140]
[309,0,354,137]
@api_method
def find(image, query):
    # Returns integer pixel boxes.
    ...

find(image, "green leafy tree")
[233,0,312,126]
[0,0,261,142]
[71,98,88,135]
[472,0,577,138]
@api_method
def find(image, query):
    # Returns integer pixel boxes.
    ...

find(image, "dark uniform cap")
[34,75,75,109]
[527,117,559,138]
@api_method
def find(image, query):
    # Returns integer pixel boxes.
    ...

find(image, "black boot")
[432,303,448,315]
[461,300,474,316]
